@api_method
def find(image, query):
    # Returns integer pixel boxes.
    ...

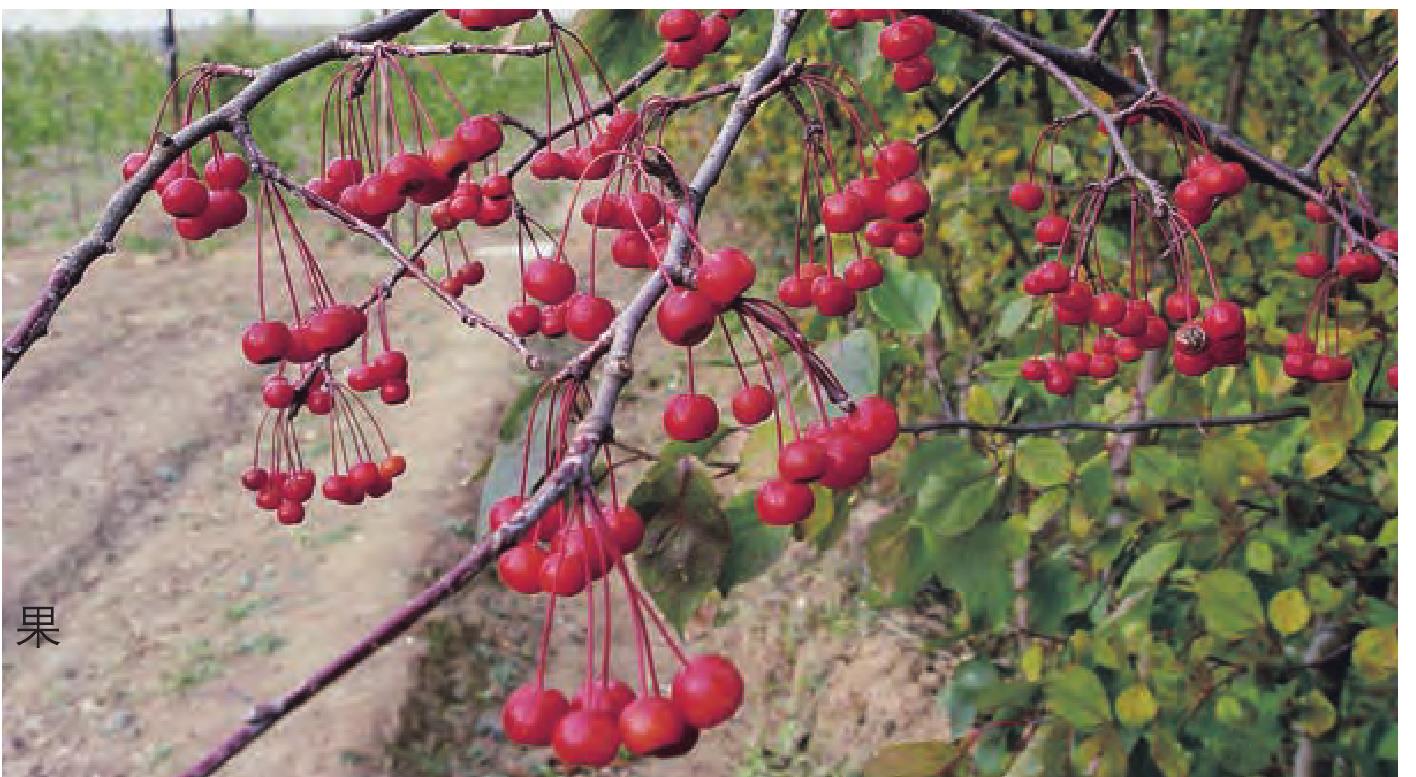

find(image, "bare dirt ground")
[3,220,526,776]
[4,207,953,777]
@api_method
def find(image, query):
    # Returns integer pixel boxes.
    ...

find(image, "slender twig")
[171,13,806,777]
[0,10,439,379]
[1081,10,1121,56]
[1301,56,1398,176]
[913,57,1013,146]
[902,399,1397,436]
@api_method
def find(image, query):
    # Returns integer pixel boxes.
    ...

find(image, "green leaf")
[1245,540,1275,574]
[1303,441,1346,479]
[716,491,789,595]
[820,328,880,397]
[798,485,844,550]
[1074,453,1112,517]
[996,295,1034,338]
[1194,569,1266,639]
[1148,727,1193,777]
[1003,721,1066,777]
[932,519,1027,626]
[921,476,999,538]
[1267,588,1310,635]
[863,741,960,777]
[867,511,934,603]
[1116,684,1158,727]
[940,658,999,738]
[866,259,942,335]
[1015,437,1074,488]
[1118,541,1182,598]
[629,455,732,633]
[1357,418,1397,451]
[1026,487,1068,531]
[1045,665,1112,730]
[736,421,780,481]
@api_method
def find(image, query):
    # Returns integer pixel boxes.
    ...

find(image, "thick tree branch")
[902,399,1396,436]
[1301,55,1398,177]
[1,10,439,379]
[336,39,552,58]
[917,9,1396,273]
[171,12,806,777]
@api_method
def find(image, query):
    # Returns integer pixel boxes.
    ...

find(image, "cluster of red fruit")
[1281,187,1397,382]
[239,370,409,526]
[1171,152,1249,227]
[826,11,936,92]
[121,68,253,241]
[489,377,743,764]
[655,10,739,71]
[443,8,536,30]
[305,115,512,231]
[777,94,926,315]
[754,395,898,525]
[1005,91,1281,389]
[123,149,250,240]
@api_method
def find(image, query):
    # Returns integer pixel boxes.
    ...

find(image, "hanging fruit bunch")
[122,65,251,240]
[1282,179,1395,382]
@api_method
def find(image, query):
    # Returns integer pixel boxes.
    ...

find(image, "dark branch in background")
[902,399,1396,436]
[1301,56,1398,177]
[0,10,439,379]
[1315,9,1394,116]
[916,9,1397,273]
[1149,10,1170,86]
[1221,10,1265,126]
[172,12,806,777]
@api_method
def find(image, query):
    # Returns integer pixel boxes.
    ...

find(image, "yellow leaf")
[1291,690,1337,737]
[1269,219,1296,252]
[1267,588,1311,635]
[965,384,999,425]
[1352,626,1398,682]
[1116,684,1158,727]
[1021,642,1045,683]
[1303,441,1346,479]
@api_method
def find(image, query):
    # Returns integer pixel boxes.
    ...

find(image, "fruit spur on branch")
[1003,83,1395,395]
